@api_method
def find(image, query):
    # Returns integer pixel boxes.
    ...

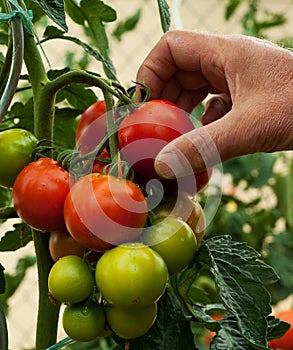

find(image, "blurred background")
[0,0,293,349]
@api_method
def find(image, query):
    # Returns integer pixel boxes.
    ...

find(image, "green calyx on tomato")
[95,242,169,308]
[12,157,70,232]
[105,303,158,339]
[63,173,148,251]
[0,128,38,189]
[62,301,106,342]
[143,216,197,274]
[48,255,95,304]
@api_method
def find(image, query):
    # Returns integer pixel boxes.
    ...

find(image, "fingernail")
[154,151,185,179]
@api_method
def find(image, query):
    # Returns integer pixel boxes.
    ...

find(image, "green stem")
[103,90,116,160]
[23,31,60,350]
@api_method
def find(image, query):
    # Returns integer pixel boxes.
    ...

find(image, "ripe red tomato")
[63,173,148,251]
[12,158,70,232]
[117,99,194,180]
[269,310,293,349]
[75,100,107,154]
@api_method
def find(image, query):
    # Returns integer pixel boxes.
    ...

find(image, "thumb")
[154,108,255,179]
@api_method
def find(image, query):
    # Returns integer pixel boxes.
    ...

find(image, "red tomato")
[269,310,293,349]
[63,173,148,251]
[117,100,194,180]
[13,158,70,232]
[75,100,107,154]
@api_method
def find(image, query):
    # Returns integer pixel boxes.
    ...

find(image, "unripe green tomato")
[62,302,106,342]
[143,216,197,274]
[95,242,168,308]
[105,303,157,339]
[48,255,94,303]
[0,128,38,188]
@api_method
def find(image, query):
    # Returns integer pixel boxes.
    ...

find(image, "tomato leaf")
[31,0,68,31]
[79,0,117,80]
[0,223,32,251]
[157,0,171,33]
[202,235,279,349]
[114,286,197,350]
[43,26,117,79]
[225,0,241,20]
[0,255,36,314]
[267,230,293,289]
[0,188,12,212]
[112,8,142,42]
[266,315,291,342]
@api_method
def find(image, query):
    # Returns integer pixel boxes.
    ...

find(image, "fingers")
[202,94,232,125]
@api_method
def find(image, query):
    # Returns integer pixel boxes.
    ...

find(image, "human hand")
[136,30,293,178]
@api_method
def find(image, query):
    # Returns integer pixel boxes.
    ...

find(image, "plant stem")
[23,31,60,350]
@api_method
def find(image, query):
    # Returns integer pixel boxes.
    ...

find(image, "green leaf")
[53,107,80,152]
[79,0,117,79]
[203,235,278,348]
[114,286,197,350]
[0,187,12,210]
[64,0,85,25]
[225,0,241,20]
[43,26,117,80]
[0,255,36,314]
[112,8,141,42]
[157,0,171,33]
[56,84,97,110]
[267,230,293,289]
[0,223,32,251]
[32,0,67,31]
[266,315,291,342]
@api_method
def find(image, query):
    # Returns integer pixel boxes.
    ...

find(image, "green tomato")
[48,255,94,304]
[95,242,168,308]
[105,303,157,339]
[62,302,106,342]
[143,216,197,274]
[0,128,38,188]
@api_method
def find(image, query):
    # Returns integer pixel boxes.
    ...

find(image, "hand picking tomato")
[63,173,148,251]
[12,158,70,232]
[117,99,194,180]
[0,128,38,189]
[269,310,293,349]
[75,100,107,154]
[95,242,168,308]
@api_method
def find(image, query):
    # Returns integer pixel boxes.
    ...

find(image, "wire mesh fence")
[1,0,293,349]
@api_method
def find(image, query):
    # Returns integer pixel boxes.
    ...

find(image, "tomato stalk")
[23,31,60,350]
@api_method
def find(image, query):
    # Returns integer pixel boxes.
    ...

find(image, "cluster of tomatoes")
[5,99,210,342]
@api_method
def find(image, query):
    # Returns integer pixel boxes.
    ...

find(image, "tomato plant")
[0,128,38,189]
[12,158,70,232]
[48,255,94,304]
[105,303,158,339]
[62,302,106,342]
[63,173,148,251]
[269,310,293,350]
[48,229,85,262]
[95,243,169,308]
[143,216,198,274]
